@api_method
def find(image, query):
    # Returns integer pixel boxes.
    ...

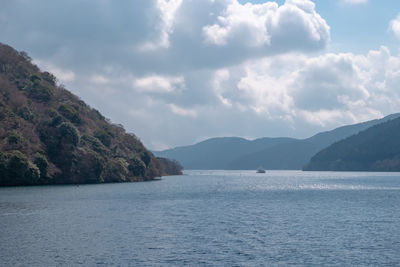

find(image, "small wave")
[246,183,400,191]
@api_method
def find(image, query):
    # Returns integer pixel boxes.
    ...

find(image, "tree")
[34,153,49,179]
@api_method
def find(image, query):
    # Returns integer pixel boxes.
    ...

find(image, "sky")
[1,0,400,150]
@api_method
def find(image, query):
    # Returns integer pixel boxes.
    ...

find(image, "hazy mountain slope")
[227,140,320,170]
[156,113,400,170]
[0,43,180,186]
[305,113,400,147]
[304,117,400,171]
[154,137,296,169]
[228,113,400,170]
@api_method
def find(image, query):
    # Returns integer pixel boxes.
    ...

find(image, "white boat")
[256,167,266,173]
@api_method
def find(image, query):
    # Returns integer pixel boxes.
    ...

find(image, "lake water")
[1,170,400,266]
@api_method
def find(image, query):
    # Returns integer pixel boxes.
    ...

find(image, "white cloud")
[212,69,233,107]
[390,14,400,40]
[0,0,331,77]
[300,109,353,127]
[203,1,274,46]
[90,74,111,85]
[202,0,330,50]
[206,46,400,131]
[290,53,370,111]
[139,0,183,51]
[169,104,197,117]
[268,0,330,50]
[237,66,293,117]
[341,0,368,4]
[134,75,185,93]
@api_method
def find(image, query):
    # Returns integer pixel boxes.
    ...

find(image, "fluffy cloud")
[203,1,275,46]
[211,46,400,129]
[168,104,198,117]
[290,53,370,111]
[134,75,185,93]
[203,0,329,51]
[341,0,368,4]
[139,0,183,51]
[0,0,330,75]
[267,0,330,51]
[390,14,400,40]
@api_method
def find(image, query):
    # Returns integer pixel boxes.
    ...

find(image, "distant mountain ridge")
[304,116,400,171]
[155,113,400,170]
[155,137,296,170]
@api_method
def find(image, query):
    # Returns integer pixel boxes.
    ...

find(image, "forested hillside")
[0,43,181,186]
[304,117,400,171]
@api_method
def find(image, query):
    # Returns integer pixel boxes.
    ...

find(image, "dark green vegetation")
[156,157,183,176]
[304,117,400,171]
[155,114,400,170]
[0,43,181,186]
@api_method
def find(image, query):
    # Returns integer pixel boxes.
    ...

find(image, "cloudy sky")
[1,0,400,150]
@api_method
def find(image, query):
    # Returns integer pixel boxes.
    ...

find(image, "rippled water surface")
[1,170,400,266]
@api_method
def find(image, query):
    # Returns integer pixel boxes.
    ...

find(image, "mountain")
[155,137,296,169]
[0,43,181,186]
[155,114,400,170]
[303,116,400,171]
[228,113,400,170]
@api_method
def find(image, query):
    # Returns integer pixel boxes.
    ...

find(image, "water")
[1,170,400,266]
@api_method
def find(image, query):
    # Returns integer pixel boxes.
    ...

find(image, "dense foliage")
[157,157,183,176]
[0,43,181,186]
[303,117,400,171]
